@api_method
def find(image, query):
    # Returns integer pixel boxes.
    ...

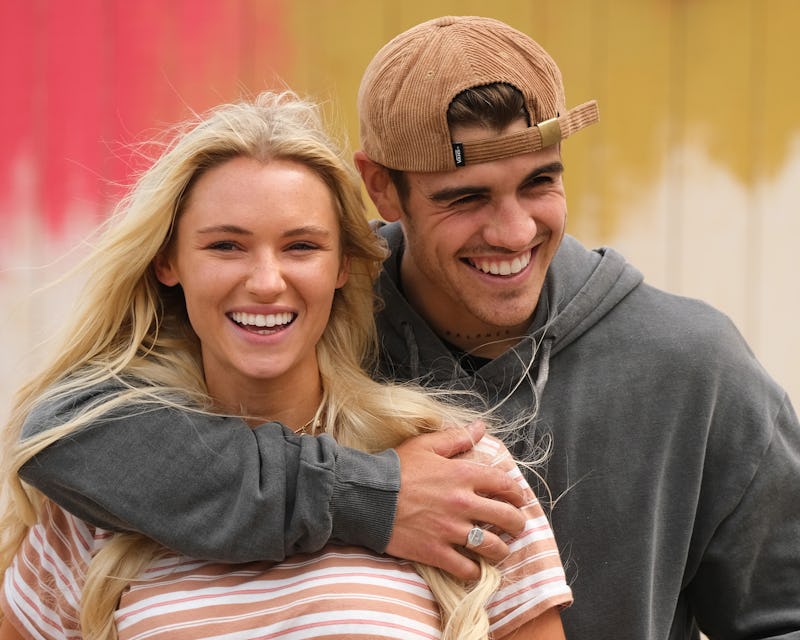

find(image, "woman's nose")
[245,255,287,298]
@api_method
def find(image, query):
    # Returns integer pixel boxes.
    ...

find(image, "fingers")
[462,525,511,564]
[469,490,526,537]
[425,420,486,458]
[433,528,512,579]
[417,422,526,507]
[387,430,528,579]
[392,538,484,581]
[470,463,527,509]
[385,524,512,580]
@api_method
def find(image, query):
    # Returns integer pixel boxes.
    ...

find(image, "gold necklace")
[294,413,321,435]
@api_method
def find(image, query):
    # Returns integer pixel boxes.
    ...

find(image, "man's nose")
[482,199,537,251]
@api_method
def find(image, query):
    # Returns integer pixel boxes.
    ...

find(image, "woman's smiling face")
[155,156,348,405]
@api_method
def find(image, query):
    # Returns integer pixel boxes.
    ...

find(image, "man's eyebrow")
[429,185,490,203]
[534,161,565,176]
[428,161,565,202]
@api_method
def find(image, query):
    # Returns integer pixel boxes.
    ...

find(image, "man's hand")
[386,421,526,580]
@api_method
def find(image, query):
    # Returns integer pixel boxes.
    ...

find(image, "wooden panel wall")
[2,0,798,417]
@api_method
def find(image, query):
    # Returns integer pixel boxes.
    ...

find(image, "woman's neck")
[206,367,323,432]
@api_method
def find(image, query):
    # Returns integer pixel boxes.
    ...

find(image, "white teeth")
[230,311,294,328]
[472,251,531,276]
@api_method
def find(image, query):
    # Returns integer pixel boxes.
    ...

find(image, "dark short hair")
[388,83,528,207]
[447,82,529,131]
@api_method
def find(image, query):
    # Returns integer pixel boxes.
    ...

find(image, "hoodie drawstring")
[533,336,553,402]
[401,321,422,380]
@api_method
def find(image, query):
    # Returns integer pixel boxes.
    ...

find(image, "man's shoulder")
[551,238,752,365]
[631,281,741,340]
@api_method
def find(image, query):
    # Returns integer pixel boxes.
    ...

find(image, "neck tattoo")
[443,329,513,341]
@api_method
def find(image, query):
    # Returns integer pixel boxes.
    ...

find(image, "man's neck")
[398,257,527,359]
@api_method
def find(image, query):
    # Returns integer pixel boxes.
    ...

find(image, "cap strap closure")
[453,100,599,167]
[537,117,562,148]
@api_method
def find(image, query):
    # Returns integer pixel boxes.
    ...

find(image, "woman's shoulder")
[459,432,516,468]
[1,501,108,638]
[38,499,108,555]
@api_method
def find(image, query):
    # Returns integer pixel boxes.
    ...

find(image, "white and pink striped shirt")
[1,436,572,639]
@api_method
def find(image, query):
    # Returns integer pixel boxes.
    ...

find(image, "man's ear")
[353,151,403,222]
[153,252,180,286]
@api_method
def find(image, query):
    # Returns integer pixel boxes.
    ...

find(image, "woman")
[0,91,571,639]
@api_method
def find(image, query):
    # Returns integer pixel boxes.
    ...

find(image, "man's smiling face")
[395,120,567,357]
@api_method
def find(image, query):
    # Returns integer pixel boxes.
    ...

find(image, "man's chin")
[468,309,536,334]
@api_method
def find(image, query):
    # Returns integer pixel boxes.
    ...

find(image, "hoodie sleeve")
[686,394,800,638]
[18,385,400,562]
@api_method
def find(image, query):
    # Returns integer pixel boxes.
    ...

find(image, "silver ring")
[465,526,485,549]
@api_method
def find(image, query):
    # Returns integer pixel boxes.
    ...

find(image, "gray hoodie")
[375,223,800,640]
[18,224,800,639]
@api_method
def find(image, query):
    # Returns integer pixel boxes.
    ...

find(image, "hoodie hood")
[374,222,643,404]
[541,231,644,356]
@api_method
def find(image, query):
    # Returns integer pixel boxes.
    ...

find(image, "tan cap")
[358,15,599,172]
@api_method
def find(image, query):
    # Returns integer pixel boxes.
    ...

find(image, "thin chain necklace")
[294,409,323,435]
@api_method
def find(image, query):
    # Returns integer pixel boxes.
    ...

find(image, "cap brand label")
[452,143,465,166]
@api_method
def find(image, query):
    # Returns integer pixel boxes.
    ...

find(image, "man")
[18,16,800,639]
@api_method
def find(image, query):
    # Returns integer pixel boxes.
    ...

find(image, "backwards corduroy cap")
[358,15,599,172]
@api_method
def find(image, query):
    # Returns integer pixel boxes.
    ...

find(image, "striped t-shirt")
[1,435,572,639]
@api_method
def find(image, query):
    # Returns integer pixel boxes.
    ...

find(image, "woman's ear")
[353,151,403,222]
[336,255,350,289]
[153,252,180,286]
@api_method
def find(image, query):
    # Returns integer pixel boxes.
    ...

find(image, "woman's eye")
[288,241,319,251]
[207,241,239,251]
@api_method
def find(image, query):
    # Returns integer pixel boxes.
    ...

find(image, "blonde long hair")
[0,92,509,639]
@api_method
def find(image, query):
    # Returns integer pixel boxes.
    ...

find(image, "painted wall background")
[2,0,799,428]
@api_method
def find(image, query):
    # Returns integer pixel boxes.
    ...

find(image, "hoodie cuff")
[330,447,399,553]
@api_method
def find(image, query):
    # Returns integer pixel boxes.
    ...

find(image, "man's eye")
[451,194,482,207]
[526,176,553,188]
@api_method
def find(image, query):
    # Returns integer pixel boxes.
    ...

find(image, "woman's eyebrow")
[196,224,251,235]
[282,225,332,238]
[194,225,332,238]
